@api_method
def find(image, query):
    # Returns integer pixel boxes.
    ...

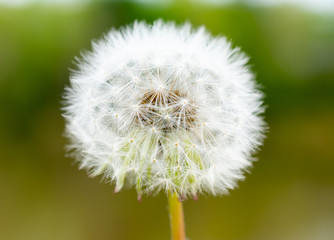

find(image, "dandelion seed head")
[63,20,266,198]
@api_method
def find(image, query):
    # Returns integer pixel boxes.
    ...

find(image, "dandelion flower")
[63,20,265,200]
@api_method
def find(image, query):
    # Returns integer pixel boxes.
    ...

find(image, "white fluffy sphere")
[63,20,265,199]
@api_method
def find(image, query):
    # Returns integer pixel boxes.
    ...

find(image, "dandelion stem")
[168,192,186,240]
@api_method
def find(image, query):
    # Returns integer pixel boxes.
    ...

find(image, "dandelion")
[63,20,265,240]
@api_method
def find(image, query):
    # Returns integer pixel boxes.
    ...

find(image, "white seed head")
[63,20,265,198]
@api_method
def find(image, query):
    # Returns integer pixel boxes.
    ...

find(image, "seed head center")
[137,89,197,131]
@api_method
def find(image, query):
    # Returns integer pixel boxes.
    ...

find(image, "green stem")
[168,192,186,240]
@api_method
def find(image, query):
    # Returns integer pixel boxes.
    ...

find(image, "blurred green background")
[1,0,334,239]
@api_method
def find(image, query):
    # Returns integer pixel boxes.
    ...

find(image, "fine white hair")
[63,20,265,199]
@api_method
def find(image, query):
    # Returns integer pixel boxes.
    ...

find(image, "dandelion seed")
[63,20,265,201]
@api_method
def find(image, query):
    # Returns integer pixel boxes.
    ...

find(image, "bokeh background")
[1,0,334,239]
